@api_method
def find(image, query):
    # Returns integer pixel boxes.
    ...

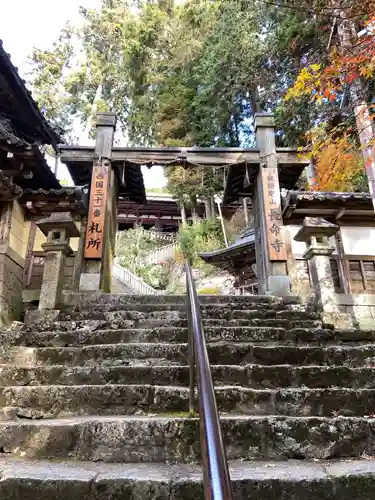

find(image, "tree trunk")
[204,199,212,219]
[333,2,375,207]
[191,206,199,224]
[180,204,188,226]
[334,4,367,106]
[210,196,216,218]
[190,195,199,224]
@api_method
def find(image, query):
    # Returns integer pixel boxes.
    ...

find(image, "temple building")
[202,189,375,327]
[0,40,62,321]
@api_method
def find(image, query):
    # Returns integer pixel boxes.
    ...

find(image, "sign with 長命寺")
[262,167,287,261]
[84,162,109,259]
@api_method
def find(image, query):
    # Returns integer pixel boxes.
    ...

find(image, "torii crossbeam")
[59,112,308,295]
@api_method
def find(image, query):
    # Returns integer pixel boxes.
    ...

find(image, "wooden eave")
[282,191,375,224]
[223,148,308,204]
[20,187,86,220]
[0,40,61,148]
[117,198,239,218]
[0,145,61,191]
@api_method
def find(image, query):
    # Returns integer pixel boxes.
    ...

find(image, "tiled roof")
[0,40,61,146]
[199,227,255,262]
[283,190,372,206]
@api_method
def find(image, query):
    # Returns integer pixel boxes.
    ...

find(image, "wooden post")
[80,112,117,292]
[254,113,290,295]
[72,217,87,290]
[242,198,249,226]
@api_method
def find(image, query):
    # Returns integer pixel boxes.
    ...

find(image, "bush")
[197,287,219,295]
[178,219,224,267]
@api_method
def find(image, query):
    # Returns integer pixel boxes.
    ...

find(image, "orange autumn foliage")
[312,141,364,192]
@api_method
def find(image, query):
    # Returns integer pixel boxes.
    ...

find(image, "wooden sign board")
[261,167,287,261]
[84,162,110,259]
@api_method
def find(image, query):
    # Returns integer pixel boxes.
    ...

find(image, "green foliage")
[178,218,224,267]
[116,228,173,288]
[29,0,363,192]
[197,287,219,295]
[146,187,170,194]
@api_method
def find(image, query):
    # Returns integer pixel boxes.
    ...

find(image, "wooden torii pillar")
[253,113,290,295]
[80,112,118,292]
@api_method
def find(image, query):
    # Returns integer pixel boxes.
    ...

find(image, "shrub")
[178,219,224,267]
[197,287,219,295]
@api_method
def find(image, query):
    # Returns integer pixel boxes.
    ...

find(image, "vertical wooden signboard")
[261,167,287,261]
[84,161,110,259]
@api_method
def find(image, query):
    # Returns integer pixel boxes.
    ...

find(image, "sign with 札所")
[84,161,110,259]
[262,167,287,261]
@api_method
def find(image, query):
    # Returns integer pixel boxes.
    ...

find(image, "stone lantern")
[294,217,339,312]
[37,212,80,310]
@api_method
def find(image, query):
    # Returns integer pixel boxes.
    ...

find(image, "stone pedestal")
[294,217,339,313]
[37,213,79,310]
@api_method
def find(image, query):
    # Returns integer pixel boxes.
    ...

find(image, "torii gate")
[59,112,307,295]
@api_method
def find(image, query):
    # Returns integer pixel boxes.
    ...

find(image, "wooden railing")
[185,261,233,500]
[113,263,160,295]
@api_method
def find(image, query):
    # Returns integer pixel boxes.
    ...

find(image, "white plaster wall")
[341,227,375,256]
[286,225,337,256]
[286,225,308,255]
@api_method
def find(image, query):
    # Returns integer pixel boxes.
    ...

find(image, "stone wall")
[0,201,28,324]
[334,294,375,329]
[0,247,23,324]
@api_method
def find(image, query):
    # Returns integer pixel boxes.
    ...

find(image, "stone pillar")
[294,217,339,313]
[37,212,80,310]
[80,112,118,292]
[254,113,289,296]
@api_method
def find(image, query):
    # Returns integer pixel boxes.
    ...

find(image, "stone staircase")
[1,294,375,498]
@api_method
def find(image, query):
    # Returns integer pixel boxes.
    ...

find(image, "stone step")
[22,318,326,337]
[0,415,374,462]
[4,456,375,500]
[4,343,375,367]
[26,315,319,335]
[51,314,324,331]
[2,385,375,419]
[66,293,299,307]
[65,303,318,318]
[16,326,375,349]
[1,457,375,500]
[14,326,335,347]
[2,364,375,389]
[65,301,306,318]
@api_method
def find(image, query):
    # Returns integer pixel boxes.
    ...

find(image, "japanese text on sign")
[262,169,287,261]
[84,163,109,259]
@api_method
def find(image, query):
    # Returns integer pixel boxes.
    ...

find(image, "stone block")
[267,275,291,296]
[352,305,373,318]
[80,273,101,291]
[24,309,60,326]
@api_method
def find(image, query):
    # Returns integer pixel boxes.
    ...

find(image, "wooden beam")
[0,169,33,179]
[335,208,346,220]
[283,205,296,220]
[59,145,307,167]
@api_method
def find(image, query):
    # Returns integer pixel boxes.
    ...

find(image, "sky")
[0,0,166,189]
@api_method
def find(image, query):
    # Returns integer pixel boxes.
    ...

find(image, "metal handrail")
[185,261,233,500]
